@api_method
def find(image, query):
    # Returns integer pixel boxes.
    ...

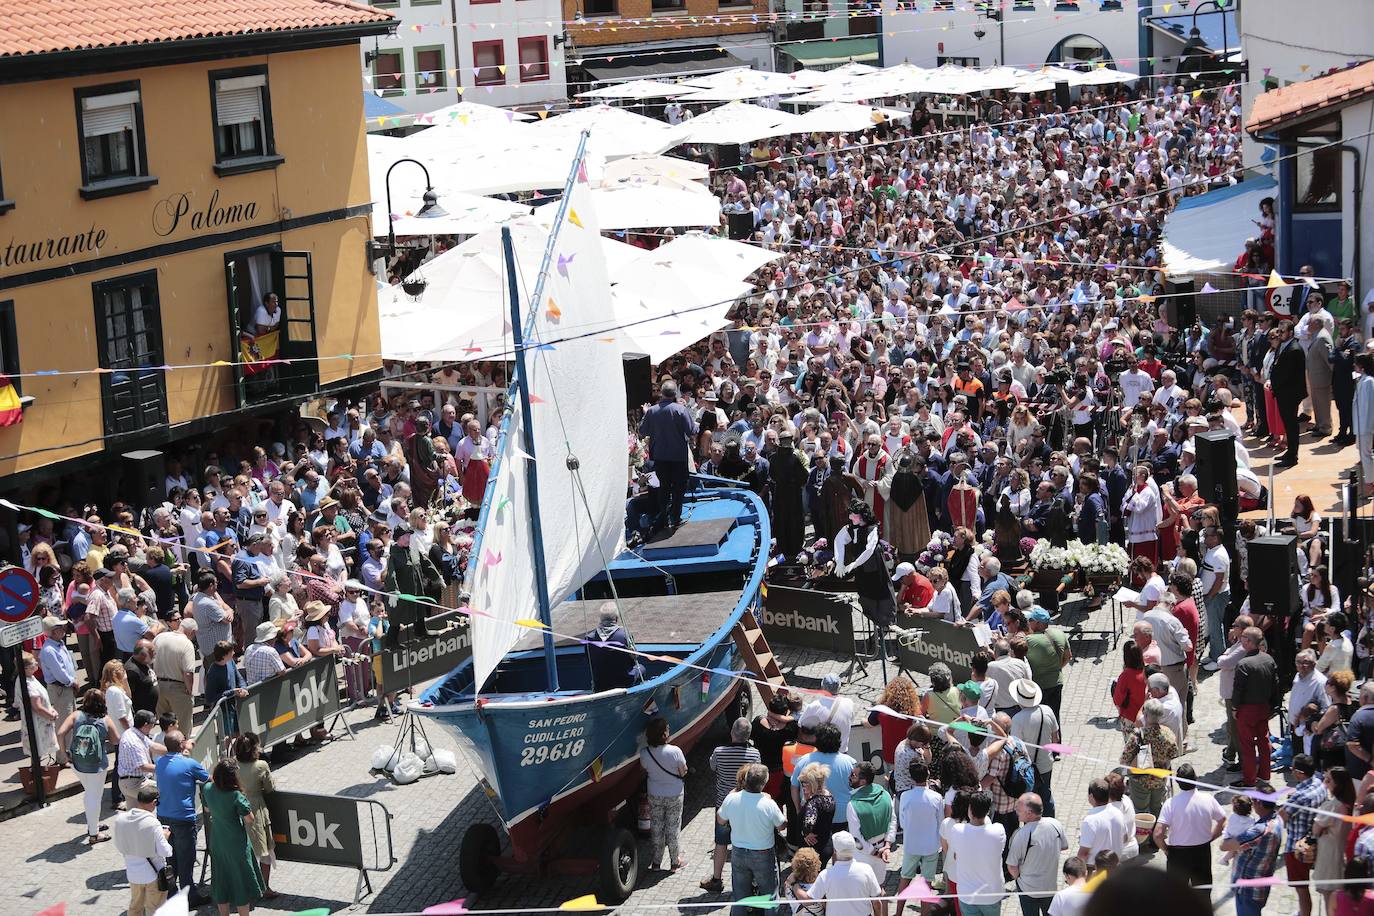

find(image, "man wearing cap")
[1010,678,1062,818]
[87,566,121,665]
[791,830,884,916]
[231,533,275,652]
[893,562,935,617]
[1024,608,1071,719]
[639,381,697,535]
[39,615,78,766]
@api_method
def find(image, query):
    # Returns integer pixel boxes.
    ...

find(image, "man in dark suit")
[1270,319,1307,467]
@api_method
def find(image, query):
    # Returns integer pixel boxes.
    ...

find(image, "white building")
[1240,0,1374,308]
[878,0,1143,73]
[364,0,567,116]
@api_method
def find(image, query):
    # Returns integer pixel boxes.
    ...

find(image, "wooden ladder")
[731,607,787,704]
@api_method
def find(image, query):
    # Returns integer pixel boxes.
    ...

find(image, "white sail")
[467,162,629,691]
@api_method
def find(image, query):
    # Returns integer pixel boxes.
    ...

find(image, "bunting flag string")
[2,496,1360,834]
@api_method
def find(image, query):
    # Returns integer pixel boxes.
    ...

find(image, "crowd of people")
[628,73,1374,916]
[7,64,1374,916]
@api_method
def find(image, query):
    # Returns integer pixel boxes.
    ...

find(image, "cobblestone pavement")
[3,595,1290,916]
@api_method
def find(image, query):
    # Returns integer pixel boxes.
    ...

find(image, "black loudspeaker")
[1332,518,1374,610]
[121,449,165,516]
[622,352,652,408]
[717,143,741,169]
[1246,535,1301,618]
[1054,80,1071,110]
[1165,278,1197,329]
[727,210,755,241]
[1193,430,1238,520]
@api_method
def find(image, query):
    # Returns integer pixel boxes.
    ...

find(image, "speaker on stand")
[716,143,741,170]
[1193,430,1239,523]
[121,449,165,524]
[622,352,653,409]
[1165,278,1197,330]
[1247,534,1301,678]
[727,210,755,241]
[1054,80,1071,110]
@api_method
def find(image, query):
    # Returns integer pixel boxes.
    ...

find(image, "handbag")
[147,857,176,893]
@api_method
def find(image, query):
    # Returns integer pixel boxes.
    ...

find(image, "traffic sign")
[0,615,42,647]
[0,566,39,624]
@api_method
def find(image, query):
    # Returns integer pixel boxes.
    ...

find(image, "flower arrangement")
[916,531,953,574]
[1028,538,1130,577]
[1029,539,1073,571]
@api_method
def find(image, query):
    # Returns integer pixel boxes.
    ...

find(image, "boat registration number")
[520,738,586,767]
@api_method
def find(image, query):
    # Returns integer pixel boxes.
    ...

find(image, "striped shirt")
[243,642,286,684]
[87,587,117,634]
[117,727,154,778]
[709,742,761,807]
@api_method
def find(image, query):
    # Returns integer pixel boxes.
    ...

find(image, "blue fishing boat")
[412,139,773,902]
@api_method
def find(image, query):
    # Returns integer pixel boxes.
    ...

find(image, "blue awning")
[1146,9,1238,55]
[364,93,406,119]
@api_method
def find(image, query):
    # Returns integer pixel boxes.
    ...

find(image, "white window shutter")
[83,103,135,137]
[216,86,263,126]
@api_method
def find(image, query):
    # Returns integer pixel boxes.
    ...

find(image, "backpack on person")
[70,715,105,774]
[1001,738,1036,798]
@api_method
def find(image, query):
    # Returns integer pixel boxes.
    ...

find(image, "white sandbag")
[393,752,424,784]
[372,745,401,772]
[432,748,458,774]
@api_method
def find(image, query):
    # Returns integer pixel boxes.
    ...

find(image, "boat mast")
[502,225,560,693]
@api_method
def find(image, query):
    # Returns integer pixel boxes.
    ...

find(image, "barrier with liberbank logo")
[203,787,394,904]
[373,620,473,694]
[892,618,992,683]
[759,584,855,652]
[235,655,344,748]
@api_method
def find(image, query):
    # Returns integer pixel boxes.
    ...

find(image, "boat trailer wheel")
[598,826,640,902]
[459,822,502,894]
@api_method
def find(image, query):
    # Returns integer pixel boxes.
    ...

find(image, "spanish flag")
[0,375,21,426]
[239,329,281,377]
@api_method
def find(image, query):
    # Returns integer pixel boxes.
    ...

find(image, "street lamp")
[1178,0,1231,76]
[370,157,447,276]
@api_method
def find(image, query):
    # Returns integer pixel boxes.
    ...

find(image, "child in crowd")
[1220,794,1257,865]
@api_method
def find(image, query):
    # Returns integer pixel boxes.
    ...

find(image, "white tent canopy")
[792,102,909,133]
[1161,177,1276,275]
[529,105,683,158]
[415,100,536,125]
[533,184,720,231]
[371,129,606,198]
[600,154,708,186]
[576,79,694,99]
[374,191,530,238]
[675,101,806,145]
[380,223,766,364]
[1077,66,1139,85]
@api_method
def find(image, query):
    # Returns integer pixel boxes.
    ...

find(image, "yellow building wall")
[0,44,381,479]
[563,0,770,47]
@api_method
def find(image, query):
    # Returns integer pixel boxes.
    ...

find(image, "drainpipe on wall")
[449,0,463,109]
[1137,0,1153,80]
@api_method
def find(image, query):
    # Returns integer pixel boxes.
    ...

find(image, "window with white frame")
[212,71,273,162]
[78,86,145,185]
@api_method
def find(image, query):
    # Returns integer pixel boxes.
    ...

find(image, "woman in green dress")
[203,760,265,915]
[233,732,278,899]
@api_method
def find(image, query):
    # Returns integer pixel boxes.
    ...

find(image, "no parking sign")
[0,566,39,624]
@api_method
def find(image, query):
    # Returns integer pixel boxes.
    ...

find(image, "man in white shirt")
[1010,679,1062,818]
[1152,369,1187,417]
[795,831,883,916]
[1048,857,1090,916]
[943,791,1007,916]
[897,761,944,911]
[1137,673,1187,747]
[1152,763,1226,887]
[1118,355,1155,409]
[1289,649,1329,753]
[1076,778,1126,863]
[113,783,174,916]
[1200,526,1232,667]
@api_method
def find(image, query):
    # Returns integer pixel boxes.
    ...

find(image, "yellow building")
[0,0,394,491]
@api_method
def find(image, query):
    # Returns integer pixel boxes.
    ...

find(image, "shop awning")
[580,49,749,84]
[1161,175,1276,276]
[780,37,879,68]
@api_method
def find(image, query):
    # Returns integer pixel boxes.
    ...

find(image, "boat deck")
[511,590,738,651]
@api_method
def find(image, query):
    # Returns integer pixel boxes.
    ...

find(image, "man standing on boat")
[640,381,697,535]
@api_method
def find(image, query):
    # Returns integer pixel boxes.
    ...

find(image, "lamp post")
[1178,0,1231,76]
[371,157,447,270]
